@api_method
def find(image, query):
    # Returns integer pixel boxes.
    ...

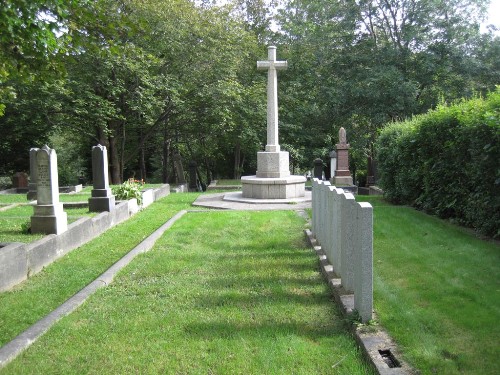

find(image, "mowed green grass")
[2,210,374,374]
[0,205,96,243]
[0,193,200,347]
[357,196,500,375]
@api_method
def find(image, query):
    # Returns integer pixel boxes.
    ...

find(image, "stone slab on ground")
[192,192,311,210]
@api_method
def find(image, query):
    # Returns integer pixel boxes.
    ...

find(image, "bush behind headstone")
[376,89,500,238]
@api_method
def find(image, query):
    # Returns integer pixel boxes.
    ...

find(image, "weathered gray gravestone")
[188,160,198,192]
[354,201,373,322]
[313,158,323,180]
[27,148,39,200]
[30,145,68,234]
[89,144,115,212]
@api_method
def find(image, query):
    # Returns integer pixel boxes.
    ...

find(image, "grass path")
[2,209,373,374]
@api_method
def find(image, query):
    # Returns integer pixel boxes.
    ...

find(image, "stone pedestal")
[256,151,290,178]
[242,175,305,199]
[31,204,67,235]
[89,189,115,212]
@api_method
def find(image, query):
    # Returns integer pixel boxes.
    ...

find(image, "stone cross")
[257,46,287,153]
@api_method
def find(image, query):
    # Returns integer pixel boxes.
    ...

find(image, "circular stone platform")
[192,192,311,210]
[241,175,306,199]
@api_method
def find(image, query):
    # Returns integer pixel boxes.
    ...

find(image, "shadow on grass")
[182,320,345,340]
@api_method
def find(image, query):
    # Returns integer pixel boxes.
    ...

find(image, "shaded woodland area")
[1,0,499,186]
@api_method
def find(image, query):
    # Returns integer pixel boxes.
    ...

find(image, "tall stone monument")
[332,127,353,186]
[241,46,306,199]
[30,145,68,234]
[89,144,115,212]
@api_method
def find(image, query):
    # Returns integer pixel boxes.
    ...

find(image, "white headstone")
[30,146,67,234]
[340,192,355,293]
[354,201,373,323]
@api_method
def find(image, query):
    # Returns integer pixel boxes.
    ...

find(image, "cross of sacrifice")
[257,46,287,153]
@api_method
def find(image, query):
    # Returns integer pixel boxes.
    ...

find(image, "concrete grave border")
[0,209,186,369]
[0,184,170,292]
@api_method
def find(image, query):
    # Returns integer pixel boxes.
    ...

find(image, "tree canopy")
[0,0,498,184]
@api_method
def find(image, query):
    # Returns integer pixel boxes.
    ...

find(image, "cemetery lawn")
[0,205,97,243]
[0,195,29,204]
[357,196,500,375]
[2,207,374,374]
[0,193,201,347]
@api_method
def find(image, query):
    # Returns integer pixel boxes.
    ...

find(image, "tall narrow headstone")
[313,158,323,180]
[89,144,115,212]
[333,127,353,186]
[27,148,39,200]
[188,160,198,192]
[30,146,67,234]
[354,201,373,323]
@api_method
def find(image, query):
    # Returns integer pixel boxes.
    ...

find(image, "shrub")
[376,89,500,238]
[112,180,143,206]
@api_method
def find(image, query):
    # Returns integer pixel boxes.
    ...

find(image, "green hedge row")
[376,89,500,238]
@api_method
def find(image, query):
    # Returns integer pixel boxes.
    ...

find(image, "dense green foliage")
[376,90,500,237]
[1,0,499,187]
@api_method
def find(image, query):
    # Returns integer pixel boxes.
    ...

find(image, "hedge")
[375,89,500,238]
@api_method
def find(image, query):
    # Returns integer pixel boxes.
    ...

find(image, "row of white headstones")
[29,145,113,235]
[311,179,373,323]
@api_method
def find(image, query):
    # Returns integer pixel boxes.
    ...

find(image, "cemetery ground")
[0,192,498,373]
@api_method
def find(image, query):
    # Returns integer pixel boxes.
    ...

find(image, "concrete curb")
[304,228,415,375]
[0,210,187,369]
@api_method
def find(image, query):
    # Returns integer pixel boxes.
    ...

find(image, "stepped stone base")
[241,175,306,199]
[31,203,67,235]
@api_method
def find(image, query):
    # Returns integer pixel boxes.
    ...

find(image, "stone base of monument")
[332,175,353,186]
[89,188,115,212]
[240,175,306,199]
[330,176,358,195]
[89,196,116,212]
[31,203,68,235]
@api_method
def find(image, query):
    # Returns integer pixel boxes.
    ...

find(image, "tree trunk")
[108,135,121,184]
[139,128,146,181]
[234,142,241,179]
[161,124,170,183]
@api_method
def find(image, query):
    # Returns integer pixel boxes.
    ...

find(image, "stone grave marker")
[30,145,67,234]
[89,144,115,212]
